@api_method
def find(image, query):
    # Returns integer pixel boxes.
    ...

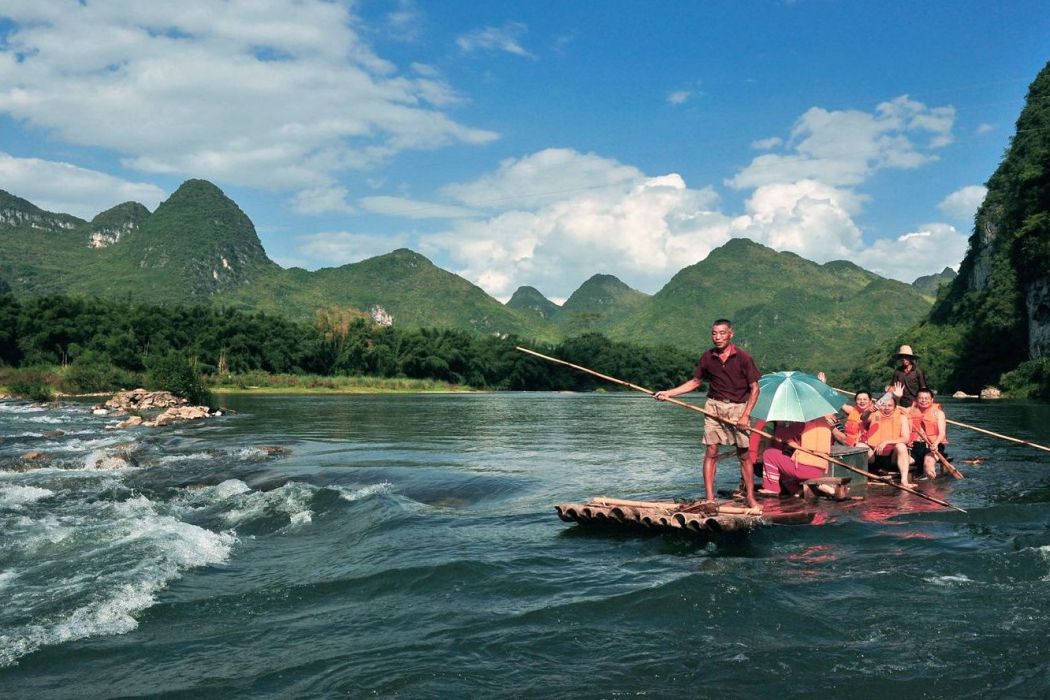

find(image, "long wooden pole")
[829,385,1050,454]
[517,346,965,513]
[917,424,964,480]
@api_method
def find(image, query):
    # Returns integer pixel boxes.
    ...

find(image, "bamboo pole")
[917,424,964,479]
[517,346,965,513]
[829,385,1050,454]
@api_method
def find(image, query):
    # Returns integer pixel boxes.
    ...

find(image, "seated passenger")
[864,395,914,486]
[761,416,833,496]
[908,387,948,480]
[833,390,874,448]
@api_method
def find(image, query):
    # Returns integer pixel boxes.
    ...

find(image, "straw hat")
[896,344,918,359]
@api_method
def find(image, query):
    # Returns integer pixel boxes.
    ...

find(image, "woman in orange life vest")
[832,389,875,448]
[760,416,834,496]
[908,387,948,480]
[865,394,915,486]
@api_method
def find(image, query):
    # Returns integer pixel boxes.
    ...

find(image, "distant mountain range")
[0,179,939,374]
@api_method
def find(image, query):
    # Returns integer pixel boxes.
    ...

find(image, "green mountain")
[506,285,561,320]
[1,179,942,376]
[848,61,1050,396]
[605,238,932,377]
[556,273,649,334]
[231,249,551,337]
[911,267,957,297]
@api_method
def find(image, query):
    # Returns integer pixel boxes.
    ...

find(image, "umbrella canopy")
[752,371,846,422]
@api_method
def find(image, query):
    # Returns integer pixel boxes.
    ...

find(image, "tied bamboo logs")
[554,497,811,534]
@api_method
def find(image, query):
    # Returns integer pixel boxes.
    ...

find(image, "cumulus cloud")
[852,223,968,282]
[419,141,968,298]
[456,23,535,59]
[420,149,730,298]
[440,148,642,210]
[728,180,865,261]
[296,231,410,266]
[0,1,496,211]
[938,185,987,223]
[0,152,165,218]
[728,96,955,189]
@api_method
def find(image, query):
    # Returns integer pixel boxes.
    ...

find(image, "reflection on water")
[1,393,1049,697]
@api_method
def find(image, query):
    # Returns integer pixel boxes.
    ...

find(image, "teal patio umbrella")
[752,371,846,422]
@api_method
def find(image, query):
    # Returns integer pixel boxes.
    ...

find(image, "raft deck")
[555,495,819,535]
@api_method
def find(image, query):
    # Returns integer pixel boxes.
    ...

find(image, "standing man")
[654,319,761,510]
[887,344,928,408]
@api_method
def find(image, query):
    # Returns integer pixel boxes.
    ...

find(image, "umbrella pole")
[516,346,965,513]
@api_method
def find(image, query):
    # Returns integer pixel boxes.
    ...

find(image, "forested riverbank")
[0,294,697,400]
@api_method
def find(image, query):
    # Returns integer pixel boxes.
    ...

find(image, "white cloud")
[441,148,642,210]
[667,90,690,105]
[852,223,968,283]
[975,123,995,135]
[0,152,165,218]
[751,137,783,150]
[290,186,356,215]
[728,96,955,189]
[937,185,987,223]
[359,195,476,219]
[420,149,730,298]
[384,0,424,43]
[456,23,535,59]
[420,142,967,298]
[0,1,496,205]
[728,180,865,261]
[296,231,409,266]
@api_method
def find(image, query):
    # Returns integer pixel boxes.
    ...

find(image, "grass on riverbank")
[208,372,474,394]
[0,365,474,399]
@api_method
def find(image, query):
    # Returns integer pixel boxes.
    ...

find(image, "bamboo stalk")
[828,384,1050,454]
[517,346,965,513]
[589,496,677,508]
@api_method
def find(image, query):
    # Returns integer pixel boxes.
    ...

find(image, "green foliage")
[845,322,966,395]
[0,294,699,393]
[5,367,57,402]
[1000,358,1050,399]
[61,351,138,394]
[917,61,1050,390]
[146,352,212,407]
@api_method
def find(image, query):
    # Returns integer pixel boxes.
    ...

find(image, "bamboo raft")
[555,495,820,535]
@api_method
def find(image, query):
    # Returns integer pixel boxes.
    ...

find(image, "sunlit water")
[1,393,1049,698]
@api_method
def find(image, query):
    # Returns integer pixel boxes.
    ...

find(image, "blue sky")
[1,1,1047,301]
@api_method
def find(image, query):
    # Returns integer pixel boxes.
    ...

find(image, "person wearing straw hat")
[886,344,928,408]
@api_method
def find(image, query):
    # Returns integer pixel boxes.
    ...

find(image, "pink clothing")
[761,447,826,495]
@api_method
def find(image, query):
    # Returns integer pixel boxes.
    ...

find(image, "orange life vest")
[866,407,907,445]
[796,418,831,470]
[843,406,868,446]
[908,403,943,443]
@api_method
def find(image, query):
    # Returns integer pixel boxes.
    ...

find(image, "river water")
[1,393,1049,698]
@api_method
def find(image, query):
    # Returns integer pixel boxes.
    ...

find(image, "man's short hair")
[713,318,732,328]
[855,390,871,401]
[917,387,934,397]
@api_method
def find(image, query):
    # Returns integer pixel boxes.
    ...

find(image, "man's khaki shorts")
[703,398,750,449]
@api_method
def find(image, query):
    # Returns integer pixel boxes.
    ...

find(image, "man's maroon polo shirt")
[693,344,760,404]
